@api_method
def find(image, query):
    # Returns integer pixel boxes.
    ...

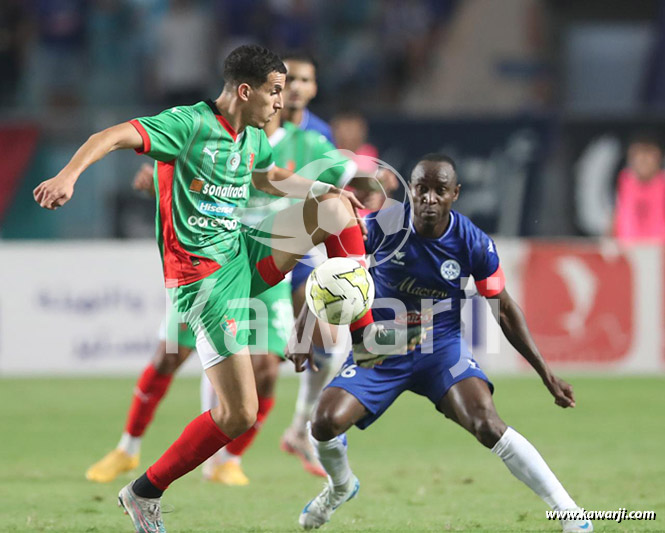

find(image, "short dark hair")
[281,50,318,71]
[418,153,457,172]
[223,45,286,88]
[628,130,663,150]
[410,153,459,184]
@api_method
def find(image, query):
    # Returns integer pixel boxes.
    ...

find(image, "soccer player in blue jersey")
[281,51,335,143]
[293,154,593,533]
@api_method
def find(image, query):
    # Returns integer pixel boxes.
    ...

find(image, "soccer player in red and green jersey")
[83,110,357,486]
[33,44,394,533]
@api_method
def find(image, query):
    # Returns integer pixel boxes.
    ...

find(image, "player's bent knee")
[315,195,355,232]
[320,191,352,209]
[311,405,348,442]
[471,415,506,448]
[210,398,259,438]
[225,406,258,438]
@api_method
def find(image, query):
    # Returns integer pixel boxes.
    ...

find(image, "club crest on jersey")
[221,317,237,337]
[440,259,461,280]
[227,152,241,171]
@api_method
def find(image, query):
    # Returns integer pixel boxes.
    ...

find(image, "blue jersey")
[299,108,335,145]
[365,204,501,341]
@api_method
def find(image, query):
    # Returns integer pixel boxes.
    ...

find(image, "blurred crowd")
[0,0,455,111]
[3,0,665,241]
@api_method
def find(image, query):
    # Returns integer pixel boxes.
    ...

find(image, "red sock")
[146,410,231,490]
[349,308,374,332]
[324,225,374,331]
[324,225,367,266]
[225,396,275,457]
[124,364,174,437]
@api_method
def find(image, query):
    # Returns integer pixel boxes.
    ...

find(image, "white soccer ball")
[305,257,375,325]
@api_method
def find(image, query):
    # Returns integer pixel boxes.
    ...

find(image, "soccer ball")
[305,257,375,325]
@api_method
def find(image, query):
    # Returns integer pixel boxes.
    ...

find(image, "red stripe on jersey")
[129,119,151,154]
[256,255,285,287]
[157,161,221,286]
[475,265,505,297]
[215,115,238,142]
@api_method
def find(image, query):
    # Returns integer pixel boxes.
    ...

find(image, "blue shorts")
[291,256,315,289]
[327,338,493,430]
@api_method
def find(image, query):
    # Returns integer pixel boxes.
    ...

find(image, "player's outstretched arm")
[253,166,364,209]
[34,122,143,210]
[490,288,576,409]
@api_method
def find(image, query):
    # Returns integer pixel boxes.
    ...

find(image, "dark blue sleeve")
[320,124,335,145]
[363,214,382,256]
[470,228,500,281]
[307,113,335,145]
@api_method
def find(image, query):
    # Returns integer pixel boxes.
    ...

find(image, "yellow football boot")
[85,449,139,483]
[208,461,250,486]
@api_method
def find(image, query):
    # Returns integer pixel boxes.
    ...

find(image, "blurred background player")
[613,131,665,243]
[281,51,334,143]
[85,105,357,485]
[331,108,400,213]
[294,154,593,533]
[331,109,378,172]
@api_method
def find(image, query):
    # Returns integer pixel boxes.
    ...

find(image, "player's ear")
[237,83,252,102]
[453,183,461,202]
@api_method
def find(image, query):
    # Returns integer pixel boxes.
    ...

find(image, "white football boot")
[560,508,593,532]
[299,475,360,529]
[118,482,166,533]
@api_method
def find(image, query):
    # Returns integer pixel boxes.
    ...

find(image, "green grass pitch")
[0,376,663,532]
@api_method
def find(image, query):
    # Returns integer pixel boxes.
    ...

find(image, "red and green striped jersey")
[130,100,274,286]
[241,121,356,227]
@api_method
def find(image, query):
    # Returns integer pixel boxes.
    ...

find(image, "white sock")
[310,431,352,488]
[292,343,349,433]
[492,427,577,511]
[212,448,240,465]
[117,432,141,456]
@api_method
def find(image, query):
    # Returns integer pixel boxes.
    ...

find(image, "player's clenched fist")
[33,176,75,210]
[544,374,576,408]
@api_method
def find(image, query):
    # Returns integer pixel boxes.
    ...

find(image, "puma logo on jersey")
[203,147,219,163]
